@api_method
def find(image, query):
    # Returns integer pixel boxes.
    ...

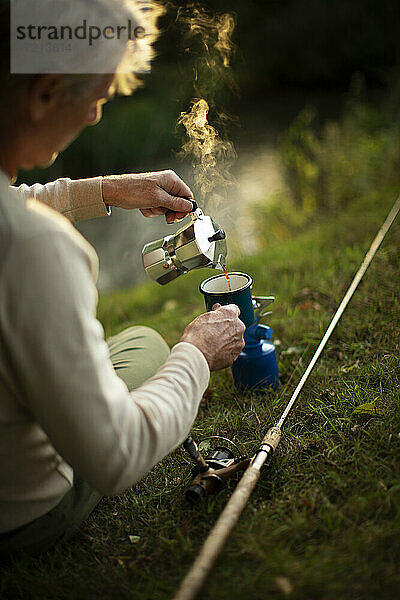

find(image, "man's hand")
[101,170,194,223]
[180,304,246,371]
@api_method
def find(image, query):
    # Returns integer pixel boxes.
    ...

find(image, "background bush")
[252,80,400,246]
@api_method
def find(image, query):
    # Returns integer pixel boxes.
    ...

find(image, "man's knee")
[123,325,170,364]
[108,325,170,390]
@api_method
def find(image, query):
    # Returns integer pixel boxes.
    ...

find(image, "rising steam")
[179,7,236,77]
[178,99,236,210]
[177,6,237,211]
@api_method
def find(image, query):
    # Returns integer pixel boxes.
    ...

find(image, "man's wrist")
[101,177,112,211]
[101,175,118,210]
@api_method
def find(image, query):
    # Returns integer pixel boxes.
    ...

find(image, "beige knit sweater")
[0,174,209,533]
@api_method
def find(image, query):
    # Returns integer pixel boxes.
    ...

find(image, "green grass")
[1,188,399,600]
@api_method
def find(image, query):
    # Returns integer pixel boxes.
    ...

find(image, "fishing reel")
[183,436,250,504]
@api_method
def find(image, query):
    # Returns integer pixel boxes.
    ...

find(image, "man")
[0,0,245,556]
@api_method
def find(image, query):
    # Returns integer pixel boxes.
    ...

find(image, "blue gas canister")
[232,322,279,391]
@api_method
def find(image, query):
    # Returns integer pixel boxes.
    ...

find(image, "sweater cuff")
[64,176,110,222]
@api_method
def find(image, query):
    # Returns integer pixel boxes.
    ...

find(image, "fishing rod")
[173,194,400,600]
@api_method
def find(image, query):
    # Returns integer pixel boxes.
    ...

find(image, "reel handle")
[183,436,208,472]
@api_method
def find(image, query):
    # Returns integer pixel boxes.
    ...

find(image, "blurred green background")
[15,0,400,291]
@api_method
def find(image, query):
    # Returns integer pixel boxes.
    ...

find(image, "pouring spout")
[214,254,226,270]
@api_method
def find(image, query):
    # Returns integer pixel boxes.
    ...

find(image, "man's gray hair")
[0,0,163,108]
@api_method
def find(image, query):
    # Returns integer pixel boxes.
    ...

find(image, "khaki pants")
[0,326,170,560]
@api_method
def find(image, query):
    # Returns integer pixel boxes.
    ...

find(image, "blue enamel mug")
[199,272,255,327]
[200,271,279,391]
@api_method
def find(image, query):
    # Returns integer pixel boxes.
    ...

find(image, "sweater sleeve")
[9,177,110,223]
[3,226,209,496]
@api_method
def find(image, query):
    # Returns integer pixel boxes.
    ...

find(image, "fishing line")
[275,342,311,406]
[173,194,400,600]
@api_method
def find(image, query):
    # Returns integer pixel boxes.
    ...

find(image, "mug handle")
[252,295,275,319]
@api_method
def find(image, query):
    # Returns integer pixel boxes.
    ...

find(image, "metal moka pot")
[142,202,227,285]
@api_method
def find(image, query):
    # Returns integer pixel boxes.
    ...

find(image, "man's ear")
[29,75,64,122]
